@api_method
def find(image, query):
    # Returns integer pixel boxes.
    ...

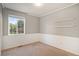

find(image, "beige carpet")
[1,42,76,56]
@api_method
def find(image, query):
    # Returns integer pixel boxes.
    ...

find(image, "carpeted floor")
[1,42,76,56]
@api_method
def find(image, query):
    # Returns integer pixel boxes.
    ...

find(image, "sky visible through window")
[9,16,17,24]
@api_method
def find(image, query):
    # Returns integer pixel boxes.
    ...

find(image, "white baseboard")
[2,33,41,50]
[2,33,79,55]
[40,34,79,55]
[41,41,79,55]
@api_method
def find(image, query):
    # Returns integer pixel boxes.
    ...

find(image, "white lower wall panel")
[2,33,79,55]
[2,33,41,50]
[40,34,79,55]
[0,36,1,55]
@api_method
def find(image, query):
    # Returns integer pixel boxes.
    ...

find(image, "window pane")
[17,20,24,34]
[9,16,17,34]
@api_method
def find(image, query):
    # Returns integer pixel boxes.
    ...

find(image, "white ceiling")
[2,3,75,17]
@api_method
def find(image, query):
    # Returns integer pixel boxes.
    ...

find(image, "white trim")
[2,33,41,50]
[8,14,25,35]
[42,41,79,55]
[40,34,79,55]
[2,33,79,55]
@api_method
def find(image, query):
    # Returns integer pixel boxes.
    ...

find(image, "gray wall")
[0,4,2,55]
[0,4,2,36]
[26,15,40,34]
[40,4,79,38]
[3,8,40,36]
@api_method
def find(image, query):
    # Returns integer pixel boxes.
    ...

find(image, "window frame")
[8,14,25,35]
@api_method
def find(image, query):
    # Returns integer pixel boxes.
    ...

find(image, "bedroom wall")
[40,4,79,38]
[2,8,40,49]
[40,4,79,55]
[0,4,2,55]
[3,8,40,35]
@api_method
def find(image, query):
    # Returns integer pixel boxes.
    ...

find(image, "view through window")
[8,15,25,35]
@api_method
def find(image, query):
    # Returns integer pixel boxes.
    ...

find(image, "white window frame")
[8,14,25,35]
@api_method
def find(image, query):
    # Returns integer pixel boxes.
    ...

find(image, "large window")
[8,15,25,35]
